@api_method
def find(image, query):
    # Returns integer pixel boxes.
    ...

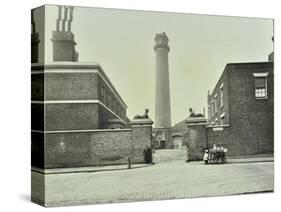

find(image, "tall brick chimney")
[51,6,78,61]
[154,32,172,128]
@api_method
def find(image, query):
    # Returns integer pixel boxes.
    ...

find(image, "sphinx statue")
[189,108,204,118]
[134,109,149,119]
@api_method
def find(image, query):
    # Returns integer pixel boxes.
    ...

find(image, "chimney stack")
[51,6,78,62]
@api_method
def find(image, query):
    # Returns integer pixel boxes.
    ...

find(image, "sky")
[34,5,273,126]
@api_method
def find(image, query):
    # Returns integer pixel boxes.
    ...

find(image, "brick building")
[31,61,154,170]
[171,61,274,159]
[31,63,154,205]
[31,62,128,132]
[206,61,274,156]
[31,6,153,173]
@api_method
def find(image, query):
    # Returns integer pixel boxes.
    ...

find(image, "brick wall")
[45,129,134,168]
[186,123,207,160]
[227,62,274,155]
[46,73,99,100]
[207,126,238,155]
[44,123,152,168]
[45,103,100,130]
[131,125,152,162]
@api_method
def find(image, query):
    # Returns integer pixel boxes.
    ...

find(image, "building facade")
[206,61,274,156]
[170,120,188,149]
[170,61,274,159]
[31,62,128,133]
[31,62,138,169]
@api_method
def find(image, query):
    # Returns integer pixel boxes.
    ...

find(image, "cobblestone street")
[44,159,274,206]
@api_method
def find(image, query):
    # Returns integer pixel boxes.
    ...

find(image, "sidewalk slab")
[227,157,274,163]
[32,163,151,174]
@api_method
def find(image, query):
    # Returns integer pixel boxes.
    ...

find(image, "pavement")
[42,157,274,207]
[226,156,273,163]
[32,163,151,174]
[32,148,273,174]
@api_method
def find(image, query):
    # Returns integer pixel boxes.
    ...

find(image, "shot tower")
[153,32,172,149]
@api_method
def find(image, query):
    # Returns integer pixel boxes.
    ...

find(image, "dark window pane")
[255,77,266,88]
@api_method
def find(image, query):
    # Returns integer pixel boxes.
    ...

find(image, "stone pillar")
[130,119,153,163]
[154,32,171,128]
[186,117,207,161]
[51,6,78,61]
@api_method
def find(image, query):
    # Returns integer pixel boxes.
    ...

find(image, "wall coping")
[31,128,132,134]
[107,118,127,126]
[186,117,207,124]
[154,127,171,130]
[206,124,230,128]
[130,118,153,126]
[186,122,207,126]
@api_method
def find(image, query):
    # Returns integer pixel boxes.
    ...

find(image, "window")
[211,100,214,117]
[118,105,121,117]
[101,86,105,102]
[208,104,211,120]
[107,92,111,107]
[112,99,115,113]
[220,117,224,125]
[120,110,123,120]
[220,112,225,125]
[253,73,268,99]
[220,84,224,107]
[214,94,218,114]
[255,78,266,98]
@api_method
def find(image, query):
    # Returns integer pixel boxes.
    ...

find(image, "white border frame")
[0,1,279,212]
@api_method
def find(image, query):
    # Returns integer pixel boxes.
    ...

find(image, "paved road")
[44,160,274,206]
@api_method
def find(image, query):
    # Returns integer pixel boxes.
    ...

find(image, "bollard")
[128,157,131,169]
[151,149,155,165]
[185,147,190,162]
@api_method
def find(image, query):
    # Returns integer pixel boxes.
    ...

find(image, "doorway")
[159,140,166,149]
